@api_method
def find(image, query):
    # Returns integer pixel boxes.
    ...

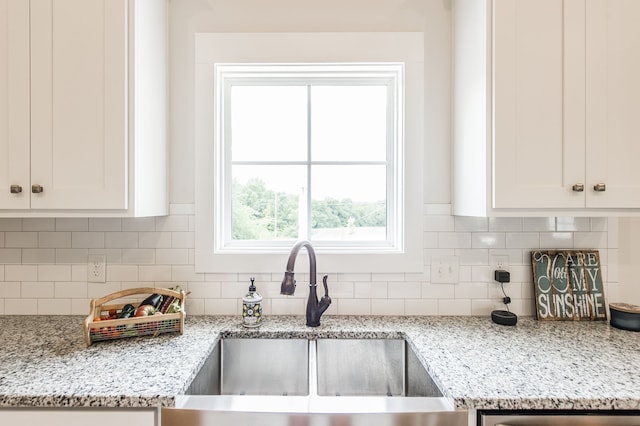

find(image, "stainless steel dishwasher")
[479,410,640,425]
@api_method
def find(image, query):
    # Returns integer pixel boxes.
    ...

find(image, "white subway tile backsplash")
[205,298,238,315]
[337,299,371,315]
[454,216,488,232]
[156,249,189,265]
[39,232,72,248]
[22,281,54,298]
[38,298,71,315]
[405,299,438,315]
[55,282,88,298]
[56,249,89,264]
[557,217,590,232]
[139,265,172,281]
[457,248,489,265]
[0,282,20,298]
[172,265,204,282]
[5,299,37,315]
[139,232,172,248]
[438,299,471,315]
[122,249,156,264]
[388,281,421,299]
[354,281,388,299]
[5,232,38,248]
[506,232,539,249]
[22,249,55,264]
[454,282,488,299]
[371,299,404,315]
[5,265,37,281]
[0,249,21,264]
[107,265,138,282]
[72,298,91,315]
[489,217,522,232]
[0,218,22,231]
[156,216,189,232]
[38,265,71,281]
[122,217,156,232]
[0,204,615,317]
[574,231,608,249]
[539,232,573,249]
[105,232,138,249]
[56,218,88,232]
[438,232,471,249]
[471,233,505,249]
[22,218,55,232]
[72,232,105,248]
[522,217,555,232]
[89,218,122,232]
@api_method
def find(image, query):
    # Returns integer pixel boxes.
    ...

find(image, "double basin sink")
[162,338,467,426]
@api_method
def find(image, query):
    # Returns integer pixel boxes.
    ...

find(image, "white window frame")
[217,63,403,252]
[195,32,424,273]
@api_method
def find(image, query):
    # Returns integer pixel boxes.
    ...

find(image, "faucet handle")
[322,275,330,298]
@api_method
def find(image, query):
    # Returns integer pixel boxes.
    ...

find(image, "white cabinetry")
[0,0,167,217]
[0,408,157,426]
[453,0,640,216]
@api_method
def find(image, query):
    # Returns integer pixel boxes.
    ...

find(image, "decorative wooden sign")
[531,250,606,321]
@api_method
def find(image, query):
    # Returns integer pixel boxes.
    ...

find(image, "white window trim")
[195,32,424,273]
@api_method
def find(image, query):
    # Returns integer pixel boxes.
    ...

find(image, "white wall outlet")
[87,254,106,283]
[490,255,510,272]
[431,255,459,284]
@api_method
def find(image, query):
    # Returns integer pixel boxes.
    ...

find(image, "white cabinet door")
[29,0,128,210]
[0,0,30,209]
[493,0,585,209]
[0,408,157,426]
[586,0,640,208]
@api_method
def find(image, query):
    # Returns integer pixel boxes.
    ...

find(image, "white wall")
[0,0,627,317]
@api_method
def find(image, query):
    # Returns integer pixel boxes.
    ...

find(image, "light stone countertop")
[0,315,639,410]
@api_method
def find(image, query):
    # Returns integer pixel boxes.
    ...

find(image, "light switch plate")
[431,255,459,284]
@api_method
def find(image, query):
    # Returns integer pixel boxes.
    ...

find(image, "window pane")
[310,165,387,241]
[231,86,308,161]
[311,86,387,162]
[231,165,306,241]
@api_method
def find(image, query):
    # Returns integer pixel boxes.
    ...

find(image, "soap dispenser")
[242,277,263,328]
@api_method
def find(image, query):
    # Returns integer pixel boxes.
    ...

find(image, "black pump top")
[249,277,256,292]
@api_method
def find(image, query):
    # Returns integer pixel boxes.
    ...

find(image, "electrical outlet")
[87,254,106,283]
[490,255,510,274]
[431,255,459,284]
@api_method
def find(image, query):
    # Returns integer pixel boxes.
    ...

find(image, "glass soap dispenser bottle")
[242,277,262,328]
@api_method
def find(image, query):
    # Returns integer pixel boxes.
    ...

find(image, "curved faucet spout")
[280,240,331,327]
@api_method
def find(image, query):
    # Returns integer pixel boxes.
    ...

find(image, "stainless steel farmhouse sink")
[162,338,467,426]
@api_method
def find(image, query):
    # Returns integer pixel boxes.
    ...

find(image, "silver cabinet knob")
[31,184,44,194]
[593,183,606,192]
[572,183,584,192]
[10,185,22,194]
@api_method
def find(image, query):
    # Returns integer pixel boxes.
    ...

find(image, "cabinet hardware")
[572,183,584,192]
[31,184,44,194]
[593,183,606,192]
[10,185,23,194]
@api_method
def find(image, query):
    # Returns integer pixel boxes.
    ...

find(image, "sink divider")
[308,339,318,398]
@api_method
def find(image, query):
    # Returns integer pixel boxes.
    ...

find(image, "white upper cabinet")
[453,0,640,216]
[0,0,167,217]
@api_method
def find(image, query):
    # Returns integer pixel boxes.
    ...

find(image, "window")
[216,64,403,252]
[195,32,424,273]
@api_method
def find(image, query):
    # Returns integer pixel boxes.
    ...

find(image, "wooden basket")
[82,287,186,346]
